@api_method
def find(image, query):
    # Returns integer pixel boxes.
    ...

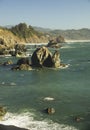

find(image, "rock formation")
[12,57,32,71]
[31,46,52,67]
[17,58,30,65]
[47,35,65,48]
[52,51,61,68]
[31,46,60,68]
[14,44,27,57]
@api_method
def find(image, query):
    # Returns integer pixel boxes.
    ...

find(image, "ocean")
[0,42,90,130]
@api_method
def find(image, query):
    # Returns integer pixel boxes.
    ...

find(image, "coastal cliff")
[0,23,49,48]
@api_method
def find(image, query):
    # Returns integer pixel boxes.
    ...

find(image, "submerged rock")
[3,60,13,66]
[19,64,32,70]
[45,107,55,115]
[75,116,84,122]
[12,64,32,71]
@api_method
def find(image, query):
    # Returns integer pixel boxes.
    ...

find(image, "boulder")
[45,107,55,114]
[19,64,32,70]
[14,44,27,57]
[12,58,32,71]
[3,60,13,66]
[0,106,7,120]
[17,58,30,65]
[12,64,32,71]
[31,46,53,67]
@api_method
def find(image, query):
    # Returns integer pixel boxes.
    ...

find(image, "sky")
[0,0,90,29]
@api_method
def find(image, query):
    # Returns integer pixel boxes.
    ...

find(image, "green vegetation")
[10,23,42,39]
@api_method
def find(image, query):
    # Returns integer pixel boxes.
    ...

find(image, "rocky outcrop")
[47,35,65,48]
[17,58,30,65]
[12,58,32,71]
[31,46,60,68]
[0,28,20,48]
[0,106,7,120]
[31,46,53,67]
[14,44,27,57]
[12,64,32,71]
[52,51,61,68]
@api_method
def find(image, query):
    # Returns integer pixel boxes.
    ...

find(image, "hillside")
[0,23,50,47]
[33,27,90,40]
[0,27,20,48]
[9,23,49,43]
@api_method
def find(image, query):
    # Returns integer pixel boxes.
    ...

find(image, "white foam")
[44,97,55,101]
[0,112,78,130]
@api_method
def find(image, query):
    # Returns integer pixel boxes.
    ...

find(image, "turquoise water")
[0,42,90,130]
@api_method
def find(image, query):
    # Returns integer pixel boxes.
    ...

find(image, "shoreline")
[65,39,90,43]
[25,40,90,45]
[25,43,48,45]
[0,124,28,130]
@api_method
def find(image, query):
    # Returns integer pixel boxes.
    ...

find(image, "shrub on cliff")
[10,23,42,40]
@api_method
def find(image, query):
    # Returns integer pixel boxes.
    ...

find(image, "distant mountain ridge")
[33,27,90,40]
[4,25,90,40]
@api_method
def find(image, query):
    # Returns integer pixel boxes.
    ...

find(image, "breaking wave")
[0,112,78,130]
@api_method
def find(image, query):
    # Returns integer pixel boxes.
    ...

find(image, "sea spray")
[0,112,78,130]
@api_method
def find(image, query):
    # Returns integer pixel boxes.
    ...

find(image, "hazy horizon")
[0,0,90,30]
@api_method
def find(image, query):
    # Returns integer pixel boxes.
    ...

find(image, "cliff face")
[9,23,49,43]
[0,23,66,49]
[0,24,49,49]
[0,28,20,48]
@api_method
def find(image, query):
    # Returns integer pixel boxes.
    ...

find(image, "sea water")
[0,42,90,130]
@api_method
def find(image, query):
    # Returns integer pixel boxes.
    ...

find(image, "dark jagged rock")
[11,65,20,71]
[31,46,61,68]
[31,46,53,67]
[12,58,32,71]
[17,58,30,65]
